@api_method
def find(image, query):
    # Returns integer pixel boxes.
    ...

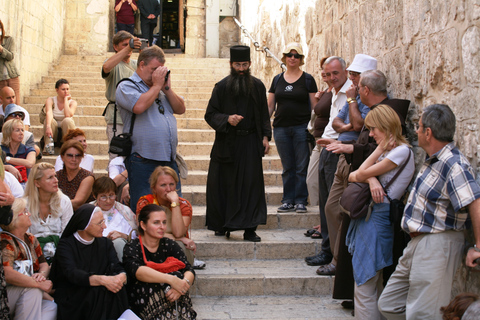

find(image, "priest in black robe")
[50,204,129,320]
[204,45,271,242]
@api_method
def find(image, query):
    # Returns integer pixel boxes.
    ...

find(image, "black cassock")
[51,236,128,320]
[204,75,272,231]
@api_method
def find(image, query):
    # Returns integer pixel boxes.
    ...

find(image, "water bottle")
[47,136,55,155]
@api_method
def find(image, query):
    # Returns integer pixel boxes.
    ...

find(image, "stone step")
[183,169,282,186]
[191,229,322,260]
[190,205,319,230]
[31,126,107,141]
[177,142,278,157]
[191,296,351,319]
[181,185,283,206]
[191,259,331,297]
[182,155,282,171]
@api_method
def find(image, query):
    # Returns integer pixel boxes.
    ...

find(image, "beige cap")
[282,42,305,66]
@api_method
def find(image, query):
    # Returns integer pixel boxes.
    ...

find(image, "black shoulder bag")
[109,78,138,156]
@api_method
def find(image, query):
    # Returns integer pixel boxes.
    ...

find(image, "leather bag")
[339,182,374,221]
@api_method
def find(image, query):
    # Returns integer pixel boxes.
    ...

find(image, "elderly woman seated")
[123,204,196,319]
[56,140,94,210]
[54,128,94,173]
[0,198,57,320]
[137,166,205,269]
[24,162,74,262]
[90,176,137,261]
[50,204,128,320]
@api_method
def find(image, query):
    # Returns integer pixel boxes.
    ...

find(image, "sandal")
[311,230,323,239]
[304,228,317,237]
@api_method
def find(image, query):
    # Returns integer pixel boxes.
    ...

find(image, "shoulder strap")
[272,73,284,91]
[1,231,34,275]
[382,149,412,201]
[115,78,139,136]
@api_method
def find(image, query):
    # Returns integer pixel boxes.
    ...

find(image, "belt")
[410,232,426,238]
[236,128,256,136]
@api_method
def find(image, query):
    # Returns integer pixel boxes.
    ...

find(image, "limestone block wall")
[64,0,110,55]
[239,0,480,295]
[0,0,67,103]
[185,0,206,57]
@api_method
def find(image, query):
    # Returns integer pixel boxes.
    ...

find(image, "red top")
[115,0,137,25]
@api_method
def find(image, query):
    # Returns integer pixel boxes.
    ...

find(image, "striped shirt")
[402,142,480,233]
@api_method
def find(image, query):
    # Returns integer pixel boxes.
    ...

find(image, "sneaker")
[277,203,295,212]
[193,258,206,269]
[295,204,307,213]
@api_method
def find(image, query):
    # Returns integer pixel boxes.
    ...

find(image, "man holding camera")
[102,31,141,162]
[116,45,185,211]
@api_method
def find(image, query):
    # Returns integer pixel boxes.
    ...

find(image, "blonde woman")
[346,104,415,320]
[24,162,74,261]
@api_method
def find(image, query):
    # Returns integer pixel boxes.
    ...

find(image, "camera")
[129,38,149,52]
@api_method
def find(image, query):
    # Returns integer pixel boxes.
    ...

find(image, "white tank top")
[52,96,65,121]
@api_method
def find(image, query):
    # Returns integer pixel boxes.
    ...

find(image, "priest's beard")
[227,67,253,97]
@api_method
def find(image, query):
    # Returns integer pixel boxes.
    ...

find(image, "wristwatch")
[6,156,10,162]
[171,202,178,208]
[347,98,356,104]
[474,244,480,253]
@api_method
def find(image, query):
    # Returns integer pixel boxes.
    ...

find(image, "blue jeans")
[273,123,310,205]
[125,153,182,212]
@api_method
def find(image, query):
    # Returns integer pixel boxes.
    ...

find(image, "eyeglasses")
[65,153,82,159]
[285,53,301,59]
[95,219,106,226]
[348,71,361,77]
[232,62,250,69]
[9,112,24,119]
[98,195,116,202]
[19,209,31,217]
[156,98,164,115]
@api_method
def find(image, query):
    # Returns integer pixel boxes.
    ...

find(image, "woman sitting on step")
[345,104,415,320]
[43,79,77,149]
[90,176,137,262]
[54,128,94,173]
[56,140,94,211]
[136,166,206,269]
[24,162,74,263]
[123,204,196,319]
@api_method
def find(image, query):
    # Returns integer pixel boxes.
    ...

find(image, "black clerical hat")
[230,45,250,62]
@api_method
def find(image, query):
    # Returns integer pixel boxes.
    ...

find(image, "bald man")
[0,86,31,131]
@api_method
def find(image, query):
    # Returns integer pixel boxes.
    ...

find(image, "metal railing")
[234,18,286,71]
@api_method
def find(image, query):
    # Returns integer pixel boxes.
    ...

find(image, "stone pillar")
[185,0,206,57]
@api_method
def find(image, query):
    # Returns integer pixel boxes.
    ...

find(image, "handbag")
[109,78,138,156]
[39,105,46,124]
[339,182,374,221]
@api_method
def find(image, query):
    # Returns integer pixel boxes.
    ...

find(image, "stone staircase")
[24,54,351,319]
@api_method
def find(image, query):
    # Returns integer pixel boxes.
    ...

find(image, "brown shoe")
[316,262,336,275]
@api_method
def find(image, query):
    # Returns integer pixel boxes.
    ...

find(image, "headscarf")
[61,204,97,239]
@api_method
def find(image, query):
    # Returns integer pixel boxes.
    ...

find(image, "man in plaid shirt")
[378,104,480,319]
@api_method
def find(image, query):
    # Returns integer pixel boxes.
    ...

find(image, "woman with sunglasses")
[268,42,318,214]
[43,79,77,149]
[123,204,196,319]
[90,177,137,261]
[0,20,21,103]
[1,118,35,181]
[23,163,74,263]
[54,128,94,173]
[56,140,94,211]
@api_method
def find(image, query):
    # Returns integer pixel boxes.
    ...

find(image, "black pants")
[140,18,157,46]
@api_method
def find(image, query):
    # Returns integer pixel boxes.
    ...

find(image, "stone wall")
[239,0,480,295]
[64,0,110,55]
[0,0,67,103]
[185,0,206,57]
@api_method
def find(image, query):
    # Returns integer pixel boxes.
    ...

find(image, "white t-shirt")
[378,144,415,201]
[108,156,126,179]
[4,171,23,197]
[55,154,95,173]
[0,105,31,126]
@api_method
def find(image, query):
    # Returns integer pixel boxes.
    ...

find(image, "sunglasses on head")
[285,53,302,59]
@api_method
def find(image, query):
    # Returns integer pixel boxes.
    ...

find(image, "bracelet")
[347,98,356,104]
[474,244,480,253]
[120,173,128,180]
[185,278,191,285]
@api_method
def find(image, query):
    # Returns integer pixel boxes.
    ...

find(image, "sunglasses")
[348,71,361,77]
[9,112,24,119]
[285,53,302,59]
[65,153,82,159]
[156,98,164,115]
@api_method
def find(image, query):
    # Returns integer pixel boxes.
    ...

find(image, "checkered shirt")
[402,142,480,233]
